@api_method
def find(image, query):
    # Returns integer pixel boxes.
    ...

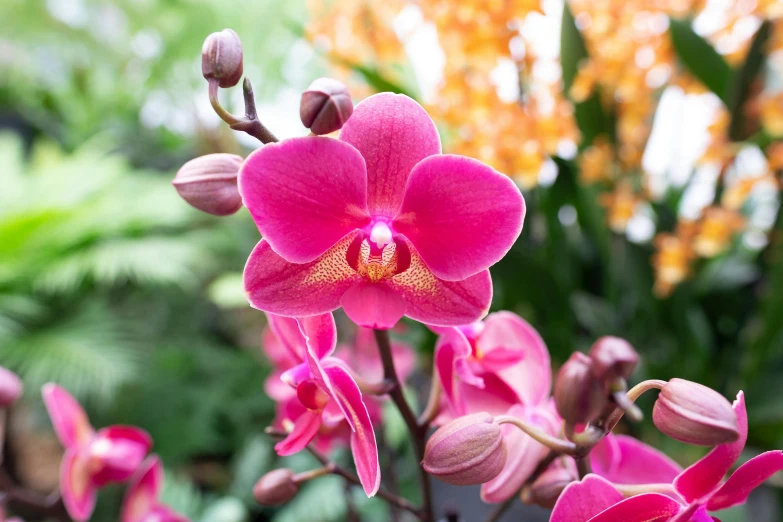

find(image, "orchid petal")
[339,93,441,217]
[674,392,747,503]
[274,409,322,456]
[479,312,551,405]
[707,450,783,511]
[121,456,161,522]
[454,373,521,417]
[280,362,311,389]
[388,240,492,326]
[265,314,307,365]
[42,384,94,449]
[60,449,97,522]
[481,405,551,503]
[297,313,337,360]
[89,426,152,486]
[244,235,361,317]
[588,493,682,522]
[239,137,370,263]
[393,154,524,281]
[340,281,407,329]
[551,474,623,522]
[592,434,682,486]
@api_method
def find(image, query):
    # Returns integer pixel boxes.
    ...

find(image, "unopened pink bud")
[172,154,243,216]
[300,78,353,135]
[422,412,506,486]
[0,366,22,407]
[653,378,739,446]
[588,336,639,381]
[526,466,577,509]
[554,352,607,425]
[253,469,299,506]
[201,29,243,88]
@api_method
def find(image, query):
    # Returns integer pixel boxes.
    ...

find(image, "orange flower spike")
[600,183,642,233]
[693,207,746,258]
[579,136,614,184]
[652,231,696,297]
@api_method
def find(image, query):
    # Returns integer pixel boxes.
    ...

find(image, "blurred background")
[2,0,783,520]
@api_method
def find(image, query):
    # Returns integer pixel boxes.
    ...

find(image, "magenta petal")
[121,456,161,522]
[393,154,524,281]
[707,451,783,510]
[296,313,337,360]
[479,312,550,405]
[42,383,94,449]
[674,392,747,503]
[89,426,152,486]
[274,409,322,456]
[244,235,361,317]
[481,405,551,503]
[324,366,380,497]
[265,314,307,365]
[456,373,522,418]
[588,493,682,522]
[60,449,97,522]
[551,474,623,522]
[339,93,441,217]
[592,434,682,486]
[340,281,406,329]
[388,241,492,326]
[239,137,370,263]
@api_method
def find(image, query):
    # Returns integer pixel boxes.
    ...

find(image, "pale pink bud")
[526,466,577,509]
[172,154,243,216]
[0,366,22,407]
[253,469,299,506]
[653,378,739,446]
[422,412,506,486]
[588,336,639,381]
[300,78,353,135]
[201,29,243,88]
[554,352,607,425]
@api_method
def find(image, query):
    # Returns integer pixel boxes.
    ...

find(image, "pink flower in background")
[335,325,415,385]
[263,313,380,497]
[591,433,682,488]
[432,312,561,502]
[121,456,189,522]
[551,392,783,521]
[241,93,525,329]
[43,384,152,521]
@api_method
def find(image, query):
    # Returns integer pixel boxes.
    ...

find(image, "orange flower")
[652,230,696,297]
[579,136,614,184]
[760,93,783,137]
[600,183,642,233]
[693,207,745,258]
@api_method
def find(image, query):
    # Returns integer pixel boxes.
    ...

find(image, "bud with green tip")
[652,378,739,446]
[422,412,507,486]
[172,153,243,216]
[554,352,607,426]
[300,78,353,135]
[202,29,243,88]
[253,469,299,506]
[588,336,639,382]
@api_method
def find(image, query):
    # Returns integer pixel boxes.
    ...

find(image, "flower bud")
[422,412,506,486]
[0,366,22,407]
[525,466,576,509]
[653,378,739,446]
[554,352,607,425]
[588,336,639,381]
[202,29,243,88]
[172,153,243,216]
[253,469,299,506]
[300,78,353,135]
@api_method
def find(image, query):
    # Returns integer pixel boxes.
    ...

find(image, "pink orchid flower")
[432,312,561,502]
[552,392,783,522]
[121,456,189,522]
[264,313,381,497]
[591,433,682,488]
[241,92,525,329]
[335,325,415,385]
[42,384,152,522]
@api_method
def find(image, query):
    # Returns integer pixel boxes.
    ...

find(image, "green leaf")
[272,476,347,522]
[208,272,249,309]
[728,21,772,140]
[570,292,618,336]
[560,3,610,146]
[669,18,732,105]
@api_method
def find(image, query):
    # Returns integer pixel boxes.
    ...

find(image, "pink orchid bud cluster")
[42,384,188,522]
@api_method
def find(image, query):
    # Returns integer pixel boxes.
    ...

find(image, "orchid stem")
[605,379,665,431]
[373,328,433,522]
[207,77,278,144]
[418,371,442,427]
[576,456,592,479]
[0,467,69,521]
[612,482,676,497]
[495,416,585,457]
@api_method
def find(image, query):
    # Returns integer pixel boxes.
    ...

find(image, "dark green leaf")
[728,21,772,140]
[669,18,732,105]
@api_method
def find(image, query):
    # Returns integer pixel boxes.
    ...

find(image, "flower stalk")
[208,77,278,144]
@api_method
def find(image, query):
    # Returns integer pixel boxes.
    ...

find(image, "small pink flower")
[432,312,561,502]
[121,456,189,522]
[263,313,381,497]
[551,392,783,522]
[241,93,525,329]
[42,384,152,522]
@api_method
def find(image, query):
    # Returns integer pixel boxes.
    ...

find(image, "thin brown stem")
[605,379,665,431]
[495,416,585,456]
[0,467,69,521]
[373,329,433,522]
[207,78,278,144]
[483,450,558,522]
[576,456,592,479]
